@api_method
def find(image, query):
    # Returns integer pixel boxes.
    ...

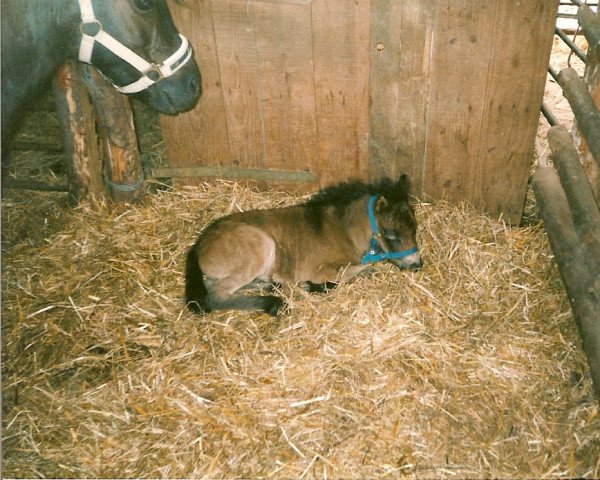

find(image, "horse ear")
[396,174,411,197]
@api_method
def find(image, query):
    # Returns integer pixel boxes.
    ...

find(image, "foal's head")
[369,174,421,270]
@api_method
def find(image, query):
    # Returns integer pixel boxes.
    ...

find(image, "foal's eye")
[134,0,155,11]
[383,229,401,242]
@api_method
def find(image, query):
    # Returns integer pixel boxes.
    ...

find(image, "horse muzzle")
[142,61,202,115]
[391,251,422,271]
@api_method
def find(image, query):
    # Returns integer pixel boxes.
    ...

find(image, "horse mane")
[303,177,400,231]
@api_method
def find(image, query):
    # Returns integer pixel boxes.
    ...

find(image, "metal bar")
[555,27,587,62]
[149,166,317,183]
[548,65,560,82]
[541,102,559,126]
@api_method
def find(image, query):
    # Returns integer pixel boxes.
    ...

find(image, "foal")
[185,174,421,316]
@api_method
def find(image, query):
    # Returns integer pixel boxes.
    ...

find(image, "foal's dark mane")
[303,177,398,232]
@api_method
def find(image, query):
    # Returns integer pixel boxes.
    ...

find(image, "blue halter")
[360,195,418,265]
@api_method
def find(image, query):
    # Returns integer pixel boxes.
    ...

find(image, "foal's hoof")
[264,296,285,316]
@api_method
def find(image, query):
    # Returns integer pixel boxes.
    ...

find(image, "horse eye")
[383,229,400,242]
[134,0,155,11]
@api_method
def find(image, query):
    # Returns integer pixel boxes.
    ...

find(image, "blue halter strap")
[360,195,418,265]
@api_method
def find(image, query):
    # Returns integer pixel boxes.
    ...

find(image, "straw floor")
[2,179,599,478]
[2,36,599,478]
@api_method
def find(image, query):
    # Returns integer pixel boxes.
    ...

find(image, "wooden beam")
[532,167,600,401]
[548,125,600,274]
[150,166,316,183]
[51,62,104,204]
[557,68,600,170]
[578,4,600,58]
[81,66,145,203]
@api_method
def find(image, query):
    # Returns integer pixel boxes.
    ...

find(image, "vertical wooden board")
[210,0,266,169]
[369,0,434,195]
[251,1,318,184]
[423,2,497,204]
[312,0,370,186]
[161,0,230,186]
[475,0,558,223]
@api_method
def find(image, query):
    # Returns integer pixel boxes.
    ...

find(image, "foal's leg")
[306,281,338,293]
[205,280,285,316]
[200,226,284,316]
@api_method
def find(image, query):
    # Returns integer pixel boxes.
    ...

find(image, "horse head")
[367,174,422,270]
[78,0,201,114]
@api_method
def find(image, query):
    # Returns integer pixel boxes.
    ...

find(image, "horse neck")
[342,196,373,255]
[1,0,81,144]
[30,1,82,71]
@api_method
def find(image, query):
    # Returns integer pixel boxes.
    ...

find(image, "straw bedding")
[2,179,599,478]
[2,36,599,479]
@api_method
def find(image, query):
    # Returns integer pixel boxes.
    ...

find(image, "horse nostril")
[189,75,201,96]
[408,260,422,271]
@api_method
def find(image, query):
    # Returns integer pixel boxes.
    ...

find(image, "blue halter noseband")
[360,195,418,265]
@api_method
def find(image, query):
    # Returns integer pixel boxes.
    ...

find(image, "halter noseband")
[77,0,193,93]
[360,195,418,265]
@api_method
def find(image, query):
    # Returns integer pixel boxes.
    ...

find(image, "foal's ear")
[396,174,411,197]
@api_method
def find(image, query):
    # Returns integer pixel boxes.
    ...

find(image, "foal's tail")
[185,242,209,314]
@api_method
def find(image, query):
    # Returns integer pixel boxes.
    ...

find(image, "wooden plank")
[251,1,317,188]
[150,166,316,182]
[475,0,558,223]
[423,0,558,224]
[369,0,434,195]
[161,0,230,186]
[210,0,266,171]
[311,0,370,187]
[423,1,497,207]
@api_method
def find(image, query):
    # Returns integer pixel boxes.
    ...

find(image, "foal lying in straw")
[185,174,421,315]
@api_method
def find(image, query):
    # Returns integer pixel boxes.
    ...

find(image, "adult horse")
[1,0,201,152]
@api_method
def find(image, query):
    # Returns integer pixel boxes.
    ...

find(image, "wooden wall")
[160,0,558,224]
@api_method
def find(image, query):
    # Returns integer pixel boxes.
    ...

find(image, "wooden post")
[81,65,145,203]
[51,62,104,204]
[532,167,600,401]
[557,68,600,171]
[548,125,600,274]
[573,4,600,201]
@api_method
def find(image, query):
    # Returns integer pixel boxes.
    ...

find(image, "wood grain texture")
[423,1,498,206]
[160,0,558,222]
[424,0,558,223]
[475,0,559,223]
[52,63,104,204]
[369,0,434,195]
[161,0,230,186]
[311,0,370,186]
[251,1,317,182]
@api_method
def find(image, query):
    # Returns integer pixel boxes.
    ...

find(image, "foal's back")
[197,198,368,285]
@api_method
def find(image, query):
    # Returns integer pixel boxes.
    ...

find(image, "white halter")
[77,0,193,93]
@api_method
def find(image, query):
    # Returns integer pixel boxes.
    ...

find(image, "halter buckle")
[80,19,103,37]
[143,64,164,82]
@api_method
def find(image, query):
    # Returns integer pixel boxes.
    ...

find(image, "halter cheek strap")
[78,0,193,93]
[360,195,418,265]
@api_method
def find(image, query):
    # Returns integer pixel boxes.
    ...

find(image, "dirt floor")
[1,36,599,478]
